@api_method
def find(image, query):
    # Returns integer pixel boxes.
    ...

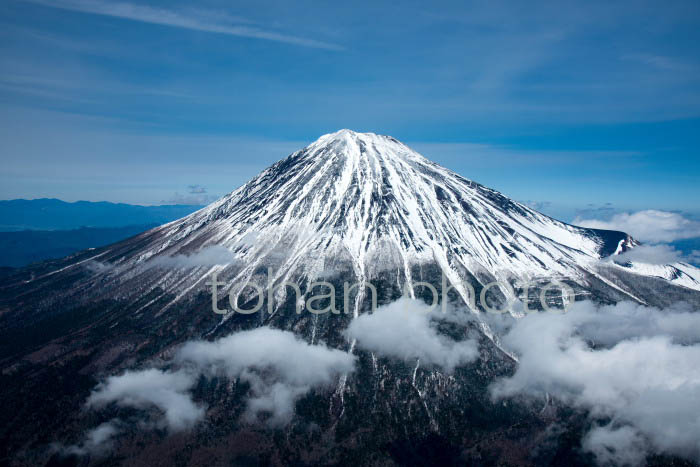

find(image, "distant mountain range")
[0,198,203,231]
[0,199,203,267]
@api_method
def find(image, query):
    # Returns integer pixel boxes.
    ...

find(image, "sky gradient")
[1,0,699,221]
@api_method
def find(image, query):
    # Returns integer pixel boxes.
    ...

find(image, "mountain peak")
[313,129,399,148]
[29,131,692,325]
[177,132,659,296]
[322,128,378,140]
[302,129,422,169]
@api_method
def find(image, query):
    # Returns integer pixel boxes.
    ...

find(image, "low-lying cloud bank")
[72,327,355,454]
[576,209,700,267]
[66,297,700,464]
[575,209,700,243]
[345,298,479,371]
[176,327,355,425]
[69,299,478,455]
[490,300,700,464]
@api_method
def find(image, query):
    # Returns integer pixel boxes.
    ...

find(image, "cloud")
[575,210,700,243]
[78,326,355,453]
[164,184,219,205]
[523,200,552,211]
[87,368,205,431]
[610,243,685,265]
[83,421,120,449]
[148,245,238,268]
[176,327,356,425]
[163,188,219,206]
[622,53,696,72]
[582,424,647,467]
[577,210,700,265]
[25,0,343,50]
[83,421,121,450]
[490,300,700,463]
[692,250,700,264]
[57,420,122,457]
[84,260,114,273]
[187,184,207,194]
[344,298,479,372]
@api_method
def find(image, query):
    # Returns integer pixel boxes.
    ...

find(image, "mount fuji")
[1,130,699,466]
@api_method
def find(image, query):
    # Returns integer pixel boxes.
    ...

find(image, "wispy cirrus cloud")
[622,53,699,73]
[24,0,344,50]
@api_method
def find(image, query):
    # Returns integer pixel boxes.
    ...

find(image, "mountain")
[0,199,202,231]
[1,130,699,466]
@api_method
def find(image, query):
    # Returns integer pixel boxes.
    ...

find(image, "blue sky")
[0,0,699,221]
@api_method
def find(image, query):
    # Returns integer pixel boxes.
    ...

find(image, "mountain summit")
[110,129,698,307]
[2,130,700,465]
[5,130,699,320]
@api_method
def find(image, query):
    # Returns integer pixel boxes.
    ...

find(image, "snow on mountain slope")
[21,129,699,326]
[4,130,700,467]
[71,129,695,315]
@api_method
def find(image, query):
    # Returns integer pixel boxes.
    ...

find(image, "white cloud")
[60,420,122,456]
[187,184,207,194]
[74,299,700,461]
[610,243,685,265]
[575,210,700,243]
[164,191,218,206]
[344,298,479,372]
[490,301,700,464]
[87,368,204,431]
[83,421,120,450]
[148,245,237,268]
[582,424,647,467]
[80,326,355,452]
[176,327,356,425]
[25,0,343,50]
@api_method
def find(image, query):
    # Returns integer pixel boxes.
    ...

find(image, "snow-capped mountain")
[10,130,700,321]
[74,130,700,306]
[2,130,700,466]
[8,129,700,328]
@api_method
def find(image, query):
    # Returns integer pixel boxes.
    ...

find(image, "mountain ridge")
[137,129,698,299]
[0,198,202,231]
[1,130,700,466]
